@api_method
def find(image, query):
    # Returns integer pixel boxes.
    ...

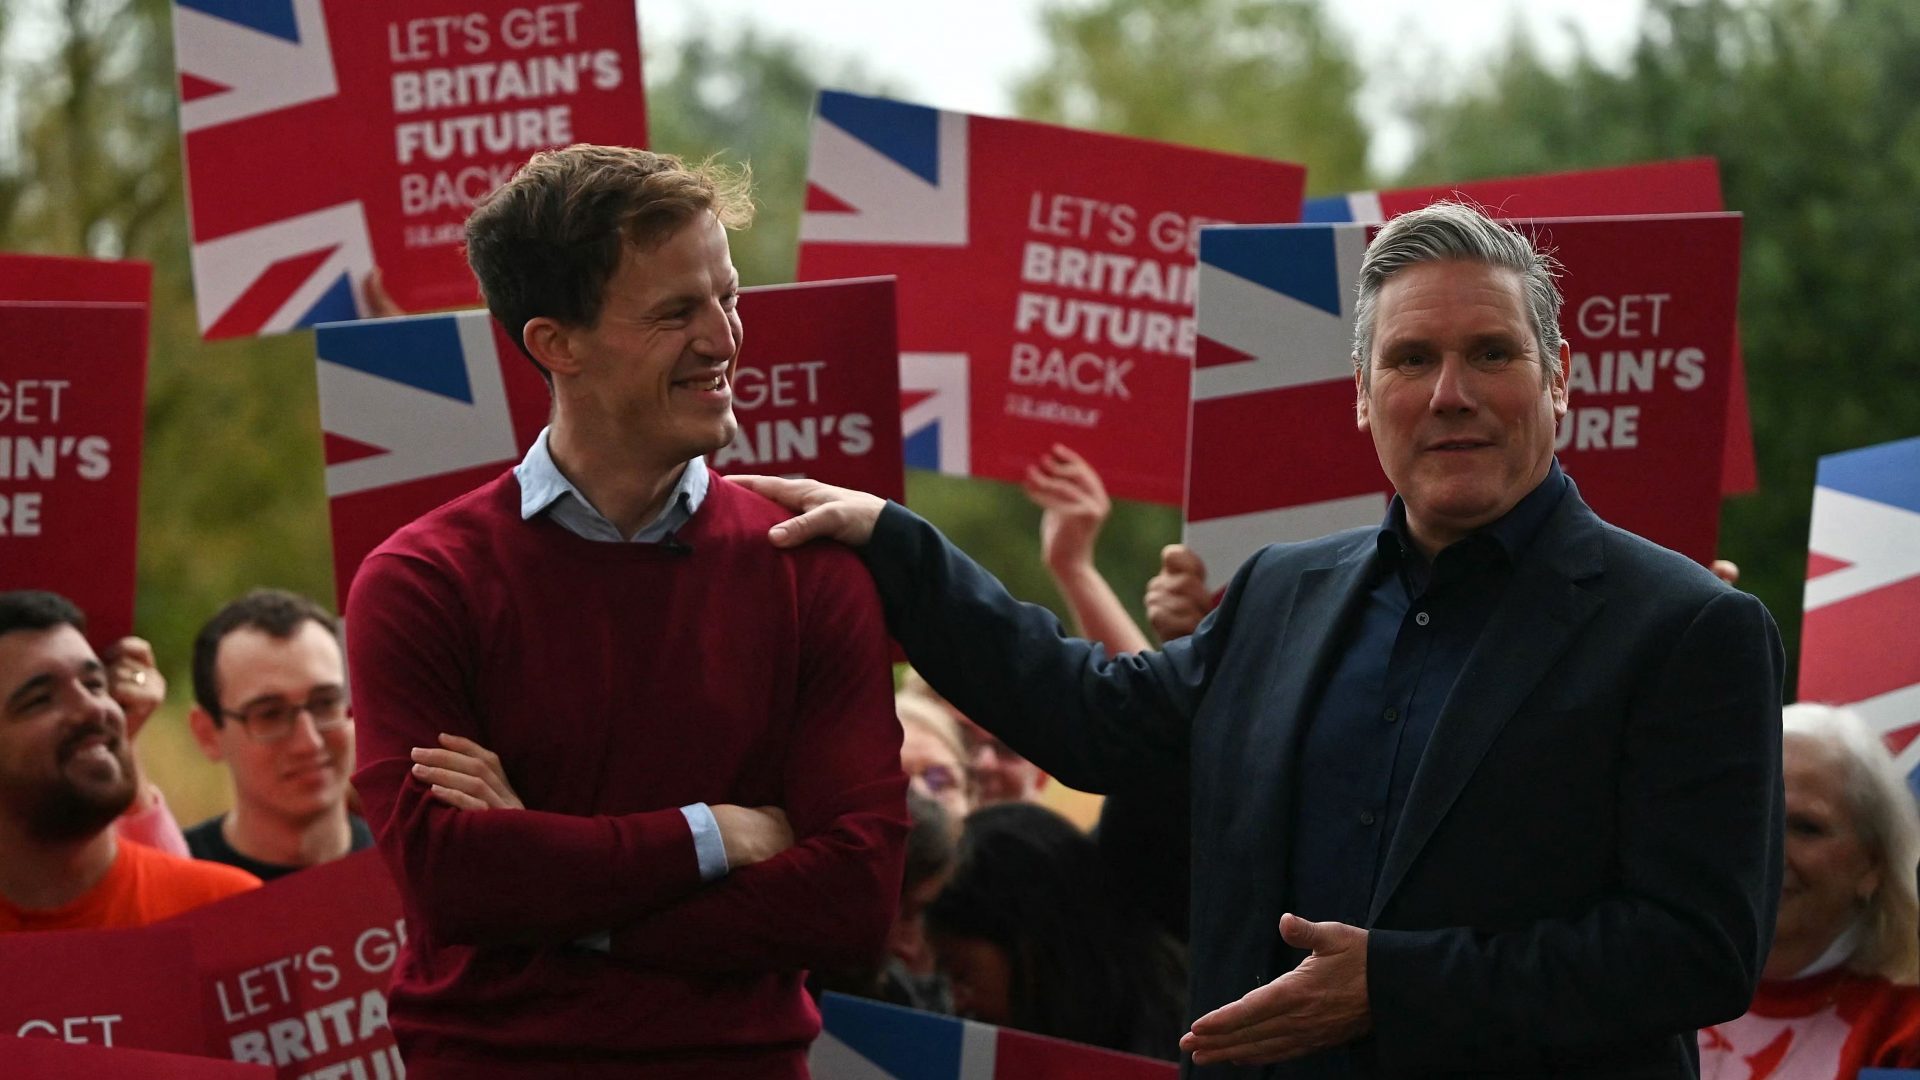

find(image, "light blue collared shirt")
[515,426,710,543]
[513,428,729,887]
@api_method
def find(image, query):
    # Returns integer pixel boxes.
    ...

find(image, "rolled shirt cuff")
[682,802,728,882]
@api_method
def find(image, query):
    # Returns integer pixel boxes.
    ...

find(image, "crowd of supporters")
[3,445,1918,1073]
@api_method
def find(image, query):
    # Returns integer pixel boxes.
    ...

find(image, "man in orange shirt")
[0,591,257,932]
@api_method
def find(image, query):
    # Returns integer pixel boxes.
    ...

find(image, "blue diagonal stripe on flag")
[818,92,942,184]
[178,0,301,41]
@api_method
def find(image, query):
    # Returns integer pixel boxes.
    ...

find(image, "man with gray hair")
[738,201,1784,1077]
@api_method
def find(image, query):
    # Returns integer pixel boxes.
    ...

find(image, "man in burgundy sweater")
[346,145,909,1078]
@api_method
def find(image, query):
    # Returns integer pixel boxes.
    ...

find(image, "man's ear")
[1354,358,1371,433]
[188,706,226,763]
[1550,341,1571,419]
[523,317,580,378]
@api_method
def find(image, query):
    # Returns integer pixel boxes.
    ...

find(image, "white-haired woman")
[1700,703,1920,1078]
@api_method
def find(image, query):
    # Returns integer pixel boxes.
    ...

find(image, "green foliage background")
[2,0,1915,821]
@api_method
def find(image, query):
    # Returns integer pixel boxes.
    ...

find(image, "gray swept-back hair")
[1783,703,1920,983]
[1351,201,1565,387]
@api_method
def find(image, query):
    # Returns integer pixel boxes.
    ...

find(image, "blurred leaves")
[1015,0,1373,194]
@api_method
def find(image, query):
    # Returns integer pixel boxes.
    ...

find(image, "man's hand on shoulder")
[412,733,524,810]
[728,475,887,548]
[711,805,795,869]
[1182,914,1371,1066]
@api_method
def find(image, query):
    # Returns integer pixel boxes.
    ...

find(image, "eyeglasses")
[912,762,966,797]
[220,688,349,744]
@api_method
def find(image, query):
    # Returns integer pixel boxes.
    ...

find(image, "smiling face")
[1356,259,1569,556]
[0,624,136,842]
[1772,735,1882,975]
[192,621,351,828]
[547,212,744,472]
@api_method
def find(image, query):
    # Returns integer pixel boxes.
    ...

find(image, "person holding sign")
[735,202,1784,1076]
[346,145,908,1077]
[0,591,258,933]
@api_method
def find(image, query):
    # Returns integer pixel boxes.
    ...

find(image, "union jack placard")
[172,0,646,339]
[1802,436,1920,782]
[315,280,902,605]
[810,994,1175,1080]
[1187,215,1742,585]
[1301,158,1754,496]
[798,90,1304,507]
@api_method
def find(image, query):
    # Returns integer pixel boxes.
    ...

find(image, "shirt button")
[1359,810,1377,826]
[1383,707,1399,723]
[1415,611,1430,627]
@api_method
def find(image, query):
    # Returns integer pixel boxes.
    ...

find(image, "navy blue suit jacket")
[863,481,1783,1078]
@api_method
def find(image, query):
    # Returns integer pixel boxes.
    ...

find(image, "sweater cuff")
[682,803,728,881]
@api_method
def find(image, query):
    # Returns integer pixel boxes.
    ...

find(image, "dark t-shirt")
[184,813,375,882]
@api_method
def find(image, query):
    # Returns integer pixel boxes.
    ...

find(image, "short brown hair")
[192,589,340,724]
[464,144,755,380]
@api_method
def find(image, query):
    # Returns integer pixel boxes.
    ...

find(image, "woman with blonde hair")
[1700,703,1920,1077]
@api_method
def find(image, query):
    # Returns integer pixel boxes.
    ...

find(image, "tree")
[1400,0,1920,690]
[1014,0,1373,195]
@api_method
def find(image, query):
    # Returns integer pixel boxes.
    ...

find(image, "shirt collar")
[1377,458,1569,575]
[513,426,711,539]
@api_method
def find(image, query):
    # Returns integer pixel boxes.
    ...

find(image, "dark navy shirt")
[1282,462,1569,961]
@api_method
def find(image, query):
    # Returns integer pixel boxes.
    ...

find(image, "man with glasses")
[185,589,373,881]
[0,591,258,932]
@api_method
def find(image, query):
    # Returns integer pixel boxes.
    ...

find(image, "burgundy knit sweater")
[347,472,908,1077]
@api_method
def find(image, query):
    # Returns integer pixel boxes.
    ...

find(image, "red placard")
[1307,158,1755,496]
[163,850,406,1078]
[172,0,647,338]
[3,1037,271,1079]
[0,253,153,308]
[0,302,150,642]
[1188,214,1742,579]
[315,278,902,607]
[708,277,904,502]
[797,91,1306,507]
[0,925,205,1053]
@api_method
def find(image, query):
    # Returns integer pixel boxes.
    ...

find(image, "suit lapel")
[1367,492,1607,924]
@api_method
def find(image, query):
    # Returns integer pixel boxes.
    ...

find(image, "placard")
[0,302,151,641]
[1801,435,1920,783]
[0,926,205,1054]
[172,0,647,338]
[163,850,406,1078]
[316,278,902,606]
[1304,157,1754,496]
[797,90,1305,507]
[0,253,153,306]
[707,277,903,502]
[3,1036,271,1079]
[1187,214,1741,581]
[811,993,1176,1079]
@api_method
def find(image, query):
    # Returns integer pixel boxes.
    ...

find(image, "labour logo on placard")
[174,0,647,338]
[175,0,373,338]
[800,91,1306,507]
[1802,436,1920,783]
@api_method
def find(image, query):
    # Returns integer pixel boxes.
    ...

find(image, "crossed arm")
[349,547,907,967]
